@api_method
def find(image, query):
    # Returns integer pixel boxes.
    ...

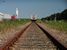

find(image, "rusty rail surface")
[35,22,67,50]
[0,22,31,50]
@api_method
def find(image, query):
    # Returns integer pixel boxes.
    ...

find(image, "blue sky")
[0,0,66,18]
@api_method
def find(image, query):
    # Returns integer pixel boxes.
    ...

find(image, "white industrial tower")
[16,8,19,18]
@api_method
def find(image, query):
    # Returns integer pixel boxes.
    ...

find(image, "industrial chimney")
[16,8,18,18]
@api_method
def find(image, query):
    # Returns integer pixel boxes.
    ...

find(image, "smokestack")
[16,8,18,18]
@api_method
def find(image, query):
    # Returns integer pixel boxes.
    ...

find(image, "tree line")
[41,9,67,21]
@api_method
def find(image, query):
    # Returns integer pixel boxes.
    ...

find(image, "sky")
[0,0,66,18]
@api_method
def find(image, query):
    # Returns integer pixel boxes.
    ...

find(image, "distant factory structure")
[0,12,11,21]
[31,15,37,20]
[0,8,19,21]
[16,8,19,18]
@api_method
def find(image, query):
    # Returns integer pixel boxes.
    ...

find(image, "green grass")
[37,19,67,32]
[0,19,30,34]
[36,19,43,23]
[43,20,67,31]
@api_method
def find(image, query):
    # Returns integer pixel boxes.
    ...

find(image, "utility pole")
[54,14,56,22]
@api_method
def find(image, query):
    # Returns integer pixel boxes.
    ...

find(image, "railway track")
[0,21,67,50]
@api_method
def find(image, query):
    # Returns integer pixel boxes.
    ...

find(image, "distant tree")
[61,9,67,20]
[41,9,67,21]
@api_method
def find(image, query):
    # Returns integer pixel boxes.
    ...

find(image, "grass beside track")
[0,19,30,34]
[37,19,67,32]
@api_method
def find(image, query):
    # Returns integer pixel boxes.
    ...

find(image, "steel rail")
[35,22,67,50]
[0,22,31,50]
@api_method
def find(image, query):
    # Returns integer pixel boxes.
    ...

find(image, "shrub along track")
[0,21,67,50]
